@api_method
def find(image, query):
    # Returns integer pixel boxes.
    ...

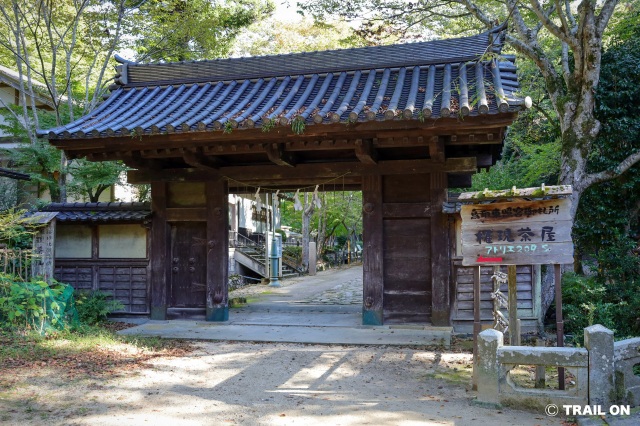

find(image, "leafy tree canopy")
[232,17,370,57]
[131,0,275,62]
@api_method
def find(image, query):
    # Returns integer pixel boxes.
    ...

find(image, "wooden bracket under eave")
[355,138,378,164]
[122,151,164,170]
[429,136,446,162]
[183,148,225,170]
[265,143,296,167]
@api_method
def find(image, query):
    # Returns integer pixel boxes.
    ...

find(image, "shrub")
[562,273,615,342]
[0,274,76,333]
[283,245,302,262]
[75,291,124,325]
[562,252,640,345]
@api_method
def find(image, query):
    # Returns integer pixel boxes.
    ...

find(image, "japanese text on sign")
[460,198,574,266]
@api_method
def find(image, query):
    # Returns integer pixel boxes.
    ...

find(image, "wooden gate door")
[169,223,207,308]
[382,174,432,323]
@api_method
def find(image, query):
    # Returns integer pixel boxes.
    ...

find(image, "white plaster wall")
[98,224,147,258]
[237,195,256,232]
[55,225,92,258]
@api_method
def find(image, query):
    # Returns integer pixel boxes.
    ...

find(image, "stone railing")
[476,324,639,409]
[614,337,640,406]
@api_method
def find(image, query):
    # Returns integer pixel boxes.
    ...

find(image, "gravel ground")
[1,341,564,426]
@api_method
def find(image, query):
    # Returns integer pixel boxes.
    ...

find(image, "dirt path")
[1,341,563,426]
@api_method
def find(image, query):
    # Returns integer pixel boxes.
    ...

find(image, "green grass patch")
[424,367,472,386]
[229,297,248,308]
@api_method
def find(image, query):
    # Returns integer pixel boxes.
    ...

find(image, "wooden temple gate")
[41,28,528,326]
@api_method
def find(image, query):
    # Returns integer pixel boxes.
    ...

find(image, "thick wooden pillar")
[150,181,169,320]
[205,179,229,321]
[430,172,451,326]
[362,175,384,325]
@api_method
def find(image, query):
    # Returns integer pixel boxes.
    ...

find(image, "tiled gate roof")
[38,202,151,222]
[40,29,525,140]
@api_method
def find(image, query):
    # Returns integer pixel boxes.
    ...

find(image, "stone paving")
[290,277,362,305]
[229,266,363,306]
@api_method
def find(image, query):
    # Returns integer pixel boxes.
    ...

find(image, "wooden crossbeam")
[127,158,477,184]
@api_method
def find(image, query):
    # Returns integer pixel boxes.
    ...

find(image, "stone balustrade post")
[475,329,503,406]
[309,242,317,276]
[584,324,615,409]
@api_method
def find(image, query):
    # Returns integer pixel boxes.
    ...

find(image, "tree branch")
[561,41,571,87]
[528,0,577,49]
[506,0,532,42]
[554,0,570,34]
[580,150,640,190]
[531,101,558,128]
[456,0,495,29]
[597,0,620,34]
[564,0,577,34]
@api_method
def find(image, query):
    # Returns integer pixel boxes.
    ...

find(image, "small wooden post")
[507,265,520,345]
[555,264,565,390]
[472,265,481,390]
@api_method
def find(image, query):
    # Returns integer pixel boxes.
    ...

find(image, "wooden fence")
[0,247,35,281]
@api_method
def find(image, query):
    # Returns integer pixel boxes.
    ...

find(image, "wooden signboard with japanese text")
[461,198,573,266]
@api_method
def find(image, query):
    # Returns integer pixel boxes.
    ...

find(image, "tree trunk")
[317,193,326,258]
[301,192,315,271]
[58,151,67,202]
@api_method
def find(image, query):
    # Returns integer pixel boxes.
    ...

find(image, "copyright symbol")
[545,404,559,416]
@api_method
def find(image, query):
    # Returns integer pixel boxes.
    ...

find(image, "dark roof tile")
[38,202,151,223]
[40,29,527,140]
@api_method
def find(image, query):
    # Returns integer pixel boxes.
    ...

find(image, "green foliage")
[232,16,366,57]
[471,140,561,190]
[283,245,302,263]
[562,259,640,344]
[74,291,123,326]
[335,235,348,249]
[261,117,277,132]
[1,105,127,202]
[67,159,129,202]
[3,139,64,202]
[0,275,76,334]
[562,273,614,342]
[299,0,487,43]
[279,191,362,238]
[131,0,274,62]
[0,209,34,249]
[291,116,306,135]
